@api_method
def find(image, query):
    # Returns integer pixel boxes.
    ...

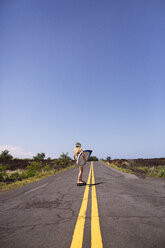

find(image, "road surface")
[0,161,165,248]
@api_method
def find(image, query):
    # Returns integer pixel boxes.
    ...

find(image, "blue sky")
[0,0,165,159]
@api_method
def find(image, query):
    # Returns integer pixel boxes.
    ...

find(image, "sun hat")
[76,142,81,147]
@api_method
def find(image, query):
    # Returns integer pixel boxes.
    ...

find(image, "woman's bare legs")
[78,166,83,183]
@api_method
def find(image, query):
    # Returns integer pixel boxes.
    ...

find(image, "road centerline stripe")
[70,165,92,248]
[91,162,103,248]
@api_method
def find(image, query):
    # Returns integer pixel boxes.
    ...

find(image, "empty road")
[0,161,165,248]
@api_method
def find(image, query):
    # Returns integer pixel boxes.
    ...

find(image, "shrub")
[8,172,20,181]
[106,156,111,162]
[0,164,7,171]
[59,152,71,161]
[52,153,72,168]
[55,159,64,168]
[148,167,165,178]
[25,161,42,178]
[25,169,37,178]
[33,153,45,160]
[21,172,29,179]
[0,164,7,182]
[44,163,51,171]
[88,156,99,161]
[134,166,150,172]
[157,167,165,177]
[28,161,42,171]
[0,150,13,160]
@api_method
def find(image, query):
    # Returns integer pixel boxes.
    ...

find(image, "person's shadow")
[88,182,104,187]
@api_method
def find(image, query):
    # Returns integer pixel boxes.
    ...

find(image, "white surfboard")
[77,150,93,166]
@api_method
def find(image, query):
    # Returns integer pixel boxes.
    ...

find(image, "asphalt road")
[0,161,165,248]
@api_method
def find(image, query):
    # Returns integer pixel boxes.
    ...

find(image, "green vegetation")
[59,152,71,160]
[33,153,45,160]
[133,166,152,173]
[134,165,165,178]
[0,164,75,192]
[0,150,13,160]
[102,160,165,178]
[106,156,111,162]
[104,162,133,174]
[55,152,72,168]
[8,172,21,180]
[44,163,51,171]
[0,152,75,192]
[88,156,99,161]
[0,165,7,182]
[148,166,165,178]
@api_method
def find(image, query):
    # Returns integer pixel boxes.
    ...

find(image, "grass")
[101,161,165,178]
[0,164,75,192]
[133,166,154,173]
[148,166,165,178]
[130,165,165,178]
[101,161,133,174]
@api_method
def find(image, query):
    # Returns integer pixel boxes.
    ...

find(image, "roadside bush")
[25,161,42,178]
[55,159,65,168]
[21,172,29,179]
[52,153,72,169]
[88,156,99,161]
[25,168,38,177]
[106,156,111,162]
[28,161,42,171]
[0,165,7,182]
[153,167,165,178]
[44,163,51,171]
[59,152,71,161]
[0,150,13,160]
[33,153,45,160]
[8,172,21,181]
[158,167,165,177]
[134,166,150,173]
[147,166,165,178]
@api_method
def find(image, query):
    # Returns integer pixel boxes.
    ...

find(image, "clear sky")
[0,0,165,159]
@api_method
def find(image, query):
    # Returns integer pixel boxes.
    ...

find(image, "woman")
[74,142,87,186]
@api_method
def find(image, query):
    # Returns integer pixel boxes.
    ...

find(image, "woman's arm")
[73,148,77,162]
[73,149,77,162]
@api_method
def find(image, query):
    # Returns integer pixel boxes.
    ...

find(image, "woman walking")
[74,142,87,186]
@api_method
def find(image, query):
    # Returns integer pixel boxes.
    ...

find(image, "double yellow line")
[70,162,103,248]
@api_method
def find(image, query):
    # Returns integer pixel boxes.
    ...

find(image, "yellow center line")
[91,161,103,248]
[70,165,92,248]
[70,162,103,248]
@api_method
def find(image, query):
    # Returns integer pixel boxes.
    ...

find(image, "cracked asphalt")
[0,161,165,248]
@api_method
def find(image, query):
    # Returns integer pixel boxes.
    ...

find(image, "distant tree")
[88,156,99,161]
[106,156,111,162]
[33,153,45,160]
[59,152,71,161]
[0,150,13,160]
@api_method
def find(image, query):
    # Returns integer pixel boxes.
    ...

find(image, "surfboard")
[77,150,93,166]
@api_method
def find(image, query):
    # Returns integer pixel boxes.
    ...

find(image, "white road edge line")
[24,183,49,194]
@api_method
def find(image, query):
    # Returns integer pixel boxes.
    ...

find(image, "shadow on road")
[88,182,104,187]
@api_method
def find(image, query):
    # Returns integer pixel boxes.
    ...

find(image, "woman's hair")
[76,142,81,147]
